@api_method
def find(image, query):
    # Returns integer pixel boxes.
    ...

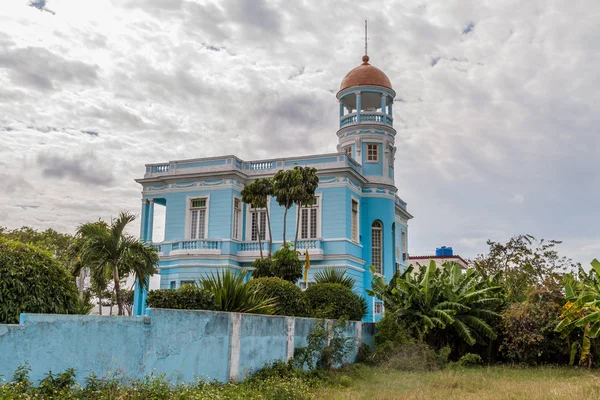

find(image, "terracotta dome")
[339,55,392,91]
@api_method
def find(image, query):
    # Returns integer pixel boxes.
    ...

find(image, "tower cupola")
[336,52,397,185]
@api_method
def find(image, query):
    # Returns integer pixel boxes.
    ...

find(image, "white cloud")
[0,0,597,265]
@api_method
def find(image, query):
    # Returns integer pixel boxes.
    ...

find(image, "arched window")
[372,221,383,274]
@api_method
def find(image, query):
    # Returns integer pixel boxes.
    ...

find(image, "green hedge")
[147,285,215,311]
[305,283,365,321]
[246,277,312,317]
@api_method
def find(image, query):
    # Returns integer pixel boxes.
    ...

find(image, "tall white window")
[372,221,383,274]
[250,207,267,241]
[190,198,207,239]
[300,197,318,239]
[351,199,359,242]
[232,198,242,240]
[374,301,385,315]
[367,144,379,162]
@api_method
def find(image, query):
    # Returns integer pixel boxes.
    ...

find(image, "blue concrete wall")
[0,310,374,384]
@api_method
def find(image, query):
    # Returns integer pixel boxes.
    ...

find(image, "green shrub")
[246,277,312,317]
[457,353,483,367]
[251,257,274,278]
[374,314,411,346]
[272,243,303,282]
[305,283,365,321]
[0,239,79,324]
[147,284,216,311]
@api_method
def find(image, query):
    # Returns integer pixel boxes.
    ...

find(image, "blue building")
[133,53,413,322]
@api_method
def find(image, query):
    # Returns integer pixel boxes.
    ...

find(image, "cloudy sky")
[0,0,597,265]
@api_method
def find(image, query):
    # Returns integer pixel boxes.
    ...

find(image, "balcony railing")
[239,242,271,252]
[340,111,393,127]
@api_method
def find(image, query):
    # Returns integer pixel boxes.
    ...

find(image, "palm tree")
[292,166,319,251]
[369,260,503,346]
[272,168,303,245]
[241,178,274,258]
[73,211,159,316]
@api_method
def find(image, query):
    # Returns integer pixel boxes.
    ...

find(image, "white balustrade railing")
[171,240,222,251]
[340,111,393,127]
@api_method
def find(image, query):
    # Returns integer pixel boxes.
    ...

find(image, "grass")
[317,364,600,400]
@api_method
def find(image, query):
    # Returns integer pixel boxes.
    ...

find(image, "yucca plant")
[198,270,276,315]
[368,260,503,346]
[556,259,600,367]
[314,269,356,289]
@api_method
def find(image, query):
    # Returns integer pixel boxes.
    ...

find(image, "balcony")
[340,111,393,128]
[142,153,362,180]
[152,239,223,257]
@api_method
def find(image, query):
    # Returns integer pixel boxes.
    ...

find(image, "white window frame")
[366,144,379,163]
[296,194,322,240]
[232,196,242,241]
[245,199,271,242]
[372,220,383,275]
[374,301,385,315]
[185,195,210,240]
[351,197,360,243]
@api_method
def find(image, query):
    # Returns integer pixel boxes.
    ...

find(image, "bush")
[0,239,79,324]
[372,342,449,371]
[251,244,303,283]
[374,314,411,346]
[457,353,483,367]
[500,282,567,364]
[305,283,365,321]
[246,277,312,317]
[147,284,216,311]
[251,257,274,278]
[272,243,303,282]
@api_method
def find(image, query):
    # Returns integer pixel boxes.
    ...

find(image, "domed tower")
[337,54,396,185]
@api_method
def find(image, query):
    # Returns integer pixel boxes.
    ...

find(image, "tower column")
[147,199,155,243]
[339,102,344,119]
[380,93,386,114]
[388,100,393,117]
[356,92,362,122]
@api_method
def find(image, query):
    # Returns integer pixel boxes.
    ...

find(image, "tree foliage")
[241,179,274,258]
[0,226,75,266]
[369,261,503,347]
[500,279,567,364]
[292,166,319,250]
[251,243,303,283]
[0,239,79,324]
[73,211,159,315]
[272,168,303,244]
[473,235,577,303]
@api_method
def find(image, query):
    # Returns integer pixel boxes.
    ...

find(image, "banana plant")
[368,260,503,346]
[556,259,600,366]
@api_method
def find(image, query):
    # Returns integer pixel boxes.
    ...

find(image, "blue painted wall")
[361,142,383,177]
[0,310,374,384]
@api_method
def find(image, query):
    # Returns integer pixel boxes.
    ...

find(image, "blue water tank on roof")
[435,246,453,256]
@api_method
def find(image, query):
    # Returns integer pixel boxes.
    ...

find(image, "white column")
[228,313,242,381]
